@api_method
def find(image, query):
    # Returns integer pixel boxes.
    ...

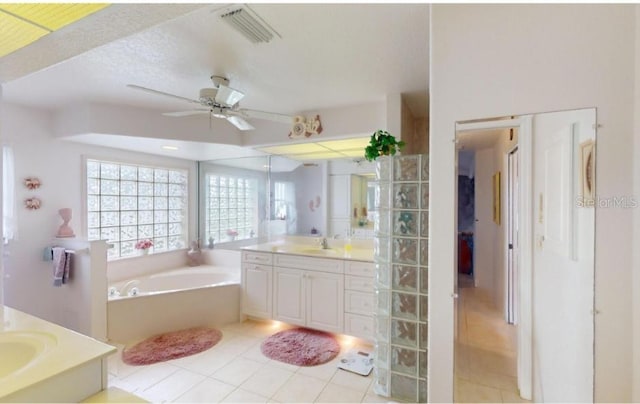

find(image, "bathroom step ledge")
[82,387,147,403]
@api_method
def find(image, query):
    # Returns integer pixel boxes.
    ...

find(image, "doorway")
[452,109,596,403]
[454,125,521,402]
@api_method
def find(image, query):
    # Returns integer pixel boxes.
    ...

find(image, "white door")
[273,267,305,326]
[506,148,519,324]
[241,264,272,319]
[306,271,344,333]
[532,109,595,402]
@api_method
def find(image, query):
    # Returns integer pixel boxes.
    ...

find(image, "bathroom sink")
[0,331,57,378]
[294,248,339,256]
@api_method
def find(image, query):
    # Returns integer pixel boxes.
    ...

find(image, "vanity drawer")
[345,261,375,278]
[345,290,374,315]
[344,313,374,341]
[242,251,273,265]
[273,254,343,274]
[345,275,374,293]
[242,263,272,272]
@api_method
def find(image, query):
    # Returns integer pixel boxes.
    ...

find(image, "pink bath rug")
[260,327,340,366]
[122,327,222,366]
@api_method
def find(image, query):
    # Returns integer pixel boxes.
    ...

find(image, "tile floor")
[454,276,530,403]
[107,321,389,403]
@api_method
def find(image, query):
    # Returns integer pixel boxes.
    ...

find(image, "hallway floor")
[454,276,529,403]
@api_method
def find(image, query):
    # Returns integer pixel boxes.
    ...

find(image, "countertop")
[0,305,116,399]
[242,242,374,262]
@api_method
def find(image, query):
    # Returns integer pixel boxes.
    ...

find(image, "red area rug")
[122,327,222,366]
[261,327,340,366]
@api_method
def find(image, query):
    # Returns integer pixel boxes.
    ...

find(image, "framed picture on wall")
[493,171,501,225]
[580,140,595,202]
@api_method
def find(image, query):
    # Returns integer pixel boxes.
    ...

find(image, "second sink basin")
[0,331,57,379]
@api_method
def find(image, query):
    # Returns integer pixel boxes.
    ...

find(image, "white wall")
[473,148,495,296]
[1,103,197,329]
[430,5,635,402]
[291,162,327,236]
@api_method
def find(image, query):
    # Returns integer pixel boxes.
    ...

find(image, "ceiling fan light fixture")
[211,108,227,119]
[199,88,218,101]
[219,6,280,44]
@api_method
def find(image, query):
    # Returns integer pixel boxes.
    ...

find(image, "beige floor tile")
[315,383,365,403]
[455,379,503,403]
[455,284,519,403]
[175,349,239,376]
[173,377,236,403]
[361,393,391,403]
[297,357,341,381]
[221,388,269,403]
[467,348,517,378]
[501,390,531,403]
[216,335,262,356]
[211,357,265,386]
[115,362,181,393]
[108,347,144,379]
[267,359,300,373]
[329,369,373,393]
[461,368,518,393]
[241,343,271,364]
[272,373,327,403]
[240,364,295,398]
[141,369,206,402]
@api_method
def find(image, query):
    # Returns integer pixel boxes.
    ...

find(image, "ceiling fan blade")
[215,84,245,107]
[233,108,294,124]
[163,109,211,117]
[127,84,200,104]
[226,115,255,131]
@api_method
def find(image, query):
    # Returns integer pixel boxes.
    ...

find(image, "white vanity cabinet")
[343,260,375,341]
[241,247,374,338]
[273,267,305,325]
[241,251,273,319]
[273,254,344,334]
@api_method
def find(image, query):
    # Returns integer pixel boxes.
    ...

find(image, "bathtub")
[107,265,241,343]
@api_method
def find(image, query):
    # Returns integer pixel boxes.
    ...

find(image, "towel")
[52,247,66,287]
[63,251,72,284]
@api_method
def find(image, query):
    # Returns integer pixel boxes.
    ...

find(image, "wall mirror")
[453,109,596,402]
[198,154,377,245]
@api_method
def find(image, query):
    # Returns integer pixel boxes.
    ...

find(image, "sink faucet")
[320,238,329,249]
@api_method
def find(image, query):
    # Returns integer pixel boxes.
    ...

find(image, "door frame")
[455,116,533,399]
[506,145,519,325]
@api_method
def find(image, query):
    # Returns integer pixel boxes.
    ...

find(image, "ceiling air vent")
[219,6,280,44]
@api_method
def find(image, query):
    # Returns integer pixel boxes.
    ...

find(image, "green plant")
[364,130,406,161]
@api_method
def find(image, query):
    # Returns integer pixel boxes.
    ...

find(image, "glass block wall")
[373,154,428,402]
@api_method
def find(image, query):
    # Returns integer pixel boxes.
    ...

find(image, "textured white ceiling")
[2,3,429,119]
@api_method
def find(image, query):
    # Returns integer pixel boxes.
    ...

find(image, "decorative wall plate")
[24,177,41,189]
[25,197,41,210]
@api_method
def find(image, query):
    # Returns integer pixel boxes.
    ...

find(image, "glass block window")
[86,159,188,260]
[206,174,257,243]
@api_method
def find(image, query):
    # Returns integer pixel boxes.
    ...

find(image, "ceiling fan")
[127,75,293,131]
